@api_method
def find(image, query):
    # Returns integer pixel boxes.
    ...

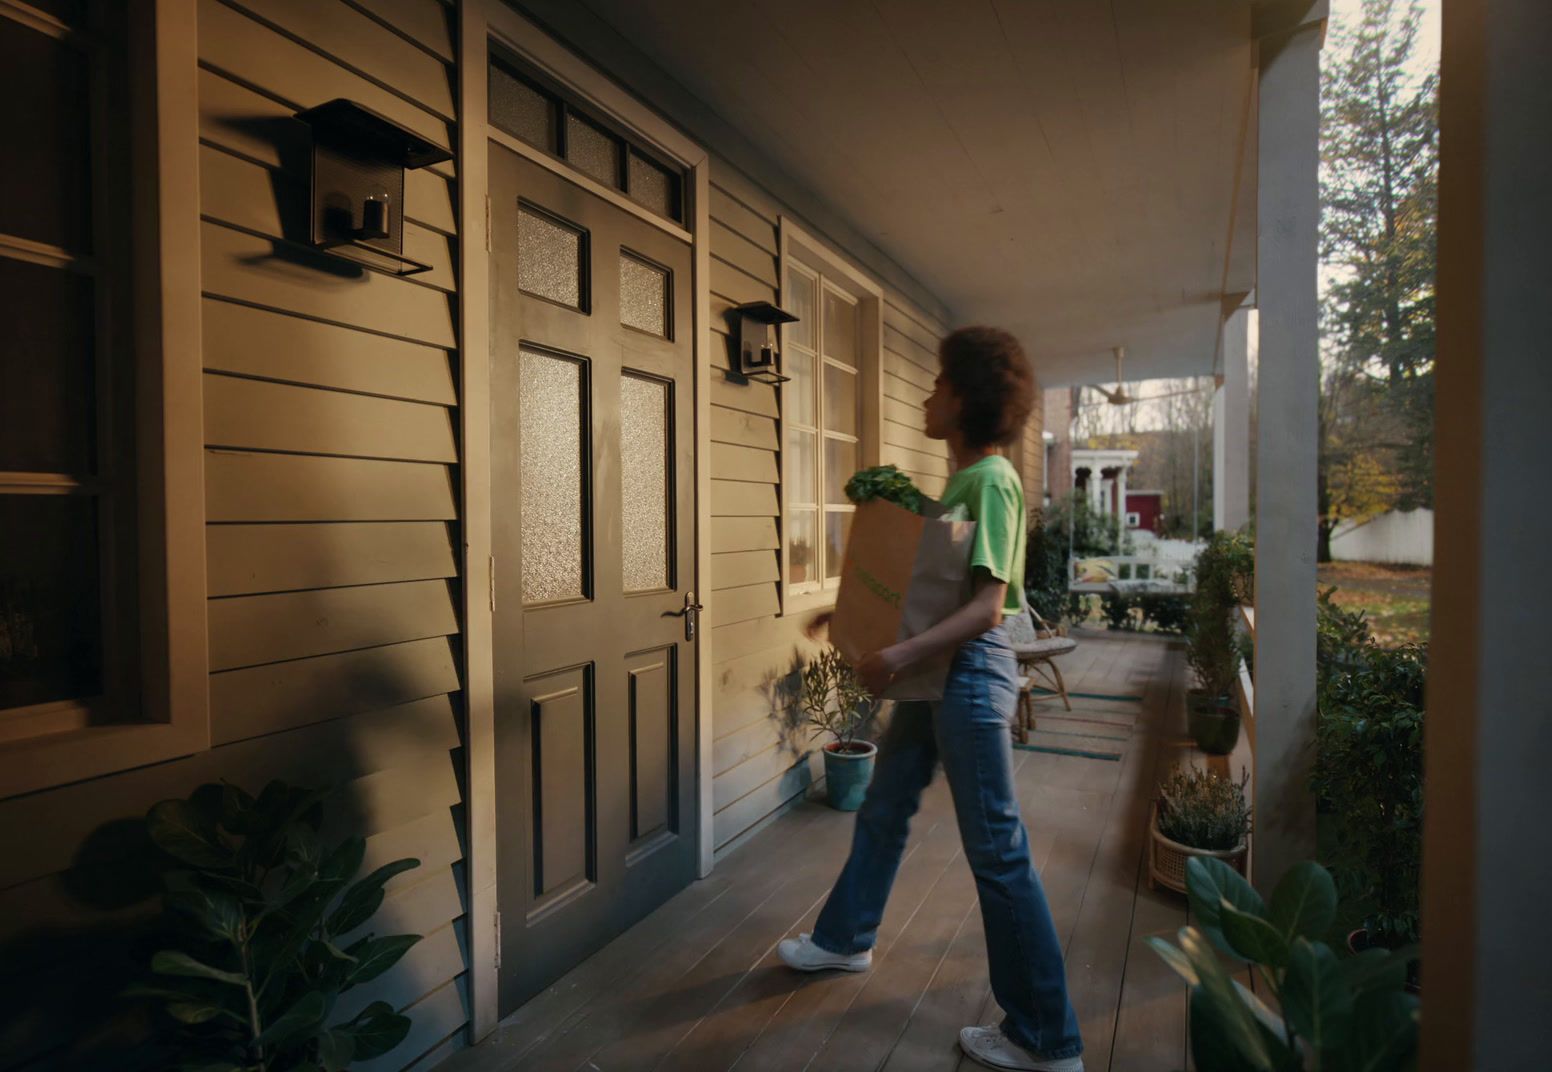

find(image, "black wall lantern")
[294,99,453,276]
[731,301,797,385]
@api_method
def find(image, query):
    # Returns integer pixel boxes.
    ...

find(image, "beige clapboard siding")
[201,221,457,349]
[710,256,776,308]
[0,695,459,890]
[710,442,778,483]
[198,143,457,294]
[711,478,779,517]
[362,808,463,894]
[349,0,455,63]
[206,451,457,522]
[197,0,453,154]
[336,920,465,1022]
[207,521,458,597]
[710,373,778,418]
[204,374,457,463]
[210,638,460,746]
[208,579,460,672]
[709,183,778,252]
[711,516,780,554]
[710,218,778,287]
[358,976,470,1072]
[203,299,456,405]
[707,582,782,629]
[222,0,455,120]
[714,751,822,851]
[338,863,463,950]
[710,405,778,450]
[711,549,780,590]
[197,68,457,235]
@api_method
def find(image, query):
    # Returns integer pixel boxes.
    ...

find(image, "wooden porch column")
[1423,1,1552,1066]
[1251,9,1322,889]
[1213,305,1251,533]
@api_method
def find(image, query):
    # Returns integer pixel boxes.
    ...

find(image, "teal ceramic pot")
[823,741,877,811]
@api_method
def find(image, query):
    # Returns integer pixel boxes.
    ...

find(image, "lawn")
[1317,561,1431,646]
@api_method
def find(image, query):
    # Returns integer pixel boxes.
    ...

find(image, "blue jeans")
[811,626,1083,1059]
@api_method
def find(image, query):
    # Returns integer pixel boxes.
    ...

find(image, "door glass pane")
[620,373,670,593]
[628,152,674,219]
[518,206,584,309]
[785,268,815,351]
[490,64,555,150]
[520,348,587,604]
[0,259,95,474]
[0,495,101,710]
[788,509,816,587]
[825,510,853,581]
[784,349,814,426]
[824,437,857,506]
[823,363,858,437]
[566,113,620,188]
[619,253,669,337]
[823,288,857,363]
[786,428,815,505]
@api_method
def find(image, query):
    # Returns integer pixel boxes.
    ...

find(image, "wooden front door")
[490,147,698,1013]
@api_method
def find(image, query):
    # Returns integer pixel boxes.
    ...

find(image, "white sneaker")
[776,932,871,973]
[958,1025,1083,1072]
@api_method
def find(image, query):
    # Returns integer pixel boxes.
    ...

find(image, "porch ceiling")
[577,0,1258,387]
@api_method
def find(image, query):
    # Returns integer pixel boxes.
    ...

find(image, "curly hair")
[937,326,1035,448]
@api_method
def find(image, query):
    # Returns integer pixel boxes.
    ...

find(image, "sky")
[1077,0,1441,438]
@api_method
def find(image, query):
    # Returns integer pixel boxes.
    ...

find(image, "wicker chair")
[1004,605,1078,743]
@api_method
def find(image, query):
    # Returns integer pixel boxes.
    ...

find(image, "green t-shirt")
[939,455,1026,615]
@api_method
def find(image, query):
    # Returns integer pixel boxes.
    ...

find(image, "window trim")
[777,217,883,617]
[0,0,208,799]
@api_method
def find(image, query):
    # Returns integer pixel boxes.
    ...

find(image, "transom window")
[783,263,863,597]
[490,51,685,225]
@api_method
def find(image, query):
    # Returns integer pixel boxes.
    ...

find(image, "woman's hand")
[804,611,835,640]
[856,645,909,696]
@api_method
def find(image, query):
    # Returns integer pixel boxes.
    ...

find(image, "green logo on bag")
[853,566,902,608]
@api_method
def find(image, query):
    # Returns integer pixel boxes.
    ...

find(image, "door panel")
[492,145,698,1014]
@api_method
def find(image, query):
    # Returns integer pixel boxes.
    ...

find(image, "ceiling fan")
[1081,346,1209,408]
[1091,347,1133,405]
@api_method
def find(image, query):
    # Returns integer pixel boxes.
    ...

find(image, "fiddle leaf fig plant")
[135,780,422,1071]
[1147,855,1419,1071]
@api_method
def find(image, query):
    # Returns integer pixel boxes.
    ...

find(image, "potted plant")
[1148,766,1251,894]
[800,646,879,811]
[1184,530,1254,754]
[1147,855,1419,1070]
[132,779,422,1070]
[1311,638,1426,959]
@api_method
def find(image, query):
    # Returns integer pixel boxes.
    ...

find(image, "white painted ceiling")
[578,0,1259,387]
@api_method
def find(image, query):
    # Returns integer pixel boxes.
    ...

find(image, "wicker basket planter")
[1147,803,1248,894]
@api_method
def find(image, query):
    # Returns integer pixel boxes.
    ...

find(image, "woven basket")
[1147,803,1248,894]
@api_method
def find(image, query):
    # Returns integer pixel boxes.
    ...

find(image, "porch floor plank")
[441,632,1194,1072]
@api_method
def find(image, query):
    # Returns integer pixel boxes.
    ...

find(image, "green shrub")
[1157,766,1252,851]
[1138,593,1190,634]
[1312,642,1426,947]
[1024,509,1070,623]
[135,780,421,1071]
[1100,591,1135,630]
[1185,530,1254,698]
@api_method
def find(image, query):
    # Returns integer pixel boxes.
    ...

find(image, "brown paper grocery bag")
[829,499,977,700]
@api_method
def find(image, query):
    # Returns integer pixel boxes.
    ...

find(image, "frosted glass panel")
[620,373,670,592]
[825,510,853,581]
[490,65,554,149]
[518,207,583,309]
[824,437,857,506]
[520,349,587,603]
[788,509,816,586]
[823,287,857,363]
[566,113,620,187]
[628,152,673,218]
[619,253,668,337]
[785,269,815,351]
[824,363,858,436]
[784,349,814,426]
[787,428,815,505]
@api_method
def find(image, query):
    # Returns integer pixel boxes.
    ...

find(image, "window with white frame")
[782,260,864,598]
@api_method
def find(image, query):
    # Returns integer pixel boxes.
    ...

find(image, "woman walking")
[778,327,1083,1071]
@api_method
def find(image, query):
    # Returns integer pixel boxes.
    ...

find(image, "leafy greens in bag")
[844,465,925,515]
